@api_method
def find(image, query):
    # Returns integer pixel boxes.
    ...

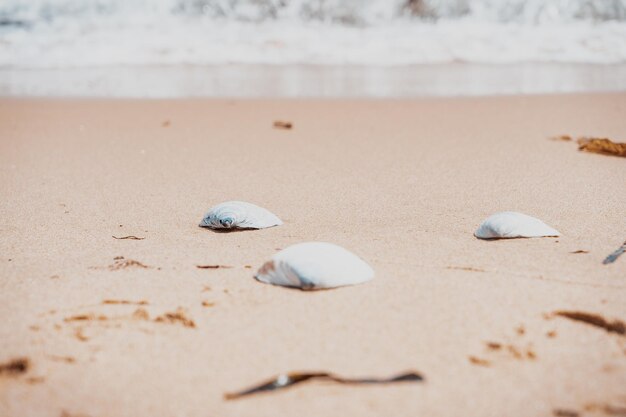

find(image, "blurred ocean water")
[1,0,626,68]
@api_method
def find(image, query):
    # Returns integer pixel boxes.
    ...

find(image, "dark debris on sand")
[603,241,626,265]
[0,358,30,376]
[154,308,196,328]
[90,256,152,271]
[103,299,149,305]
[225,370,423,400]
[552,409,580,417]
[273,120,293,130]
[468,356,490,367]
[196,264,233,269]
[554,311,625,336]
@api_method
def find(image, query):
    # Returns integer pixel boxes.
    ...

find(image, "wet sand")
[2,63,626,98]
[0,94,625,417]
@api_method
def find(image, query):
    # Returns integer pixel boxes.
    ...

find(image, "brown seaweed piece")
[132,308,150,320]
[584,403,626,416]
[468,356,490,367]
[89,256,152,270]
[64,314,107,322]
[154,308,196,328]
[603,241,626,265]
[61,410,91,417]
[577,137,626,157]
[485,342,502,350]
[0,358,29,376]
[446,266,485,272]
[554,311,625,335]
[74,328,89,341]
[25,376,45,384]
[550,135,573,141]
[224,371,423,400]
[103,299,149,305]
[108,257,151,270]
[553,409,580,417]
[47,355,76,364]
[273,121,293,130]
[112,235,145,240]
[196,265,233,269]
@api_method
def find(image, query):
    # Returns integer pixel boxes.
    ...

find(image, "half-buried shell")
[474,211,560,239]
[255,242,374,290]
[199,201,282,230]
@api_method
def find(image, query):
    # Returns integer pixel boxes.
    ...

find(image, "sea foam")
[1,0,625,68]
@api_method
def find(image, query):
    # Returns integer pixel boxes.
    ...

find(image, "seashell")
[255,242,374,290]
[199,201,282,230]
[474,211,560,239]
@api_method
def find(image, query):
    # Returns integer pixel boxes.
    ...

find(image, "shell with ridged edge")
[255,242,374,290]
[199,201,282,230]
[474,211,560,239]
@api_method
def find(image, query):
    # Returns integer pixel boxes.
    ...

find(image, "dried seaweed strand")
[64,314,107,322]
[196,265,233,269]
[112,235,145,240]
[47,355,75,363]
[224,371,423,400]
[273,120,293,130]
[154,309,196,328]
[103,299,149,305]
[109,258,151,270]
[554,311,625,336]
[553,409,580,417]
[584,403,626,416]
[603,241,626,265]
[446,266,485,272]
[468,356,490,367]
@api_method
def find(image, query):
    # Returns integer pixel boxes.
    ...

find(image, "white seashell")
[474,211,560,239]
[255,242,374,290]
[199,201,282,230]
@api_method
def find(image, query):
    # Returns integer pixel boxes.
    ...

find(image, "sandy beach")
[0,94,625,417]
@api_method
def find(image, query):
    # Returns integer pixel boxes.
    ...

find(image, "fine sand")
[0,94,625,417]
